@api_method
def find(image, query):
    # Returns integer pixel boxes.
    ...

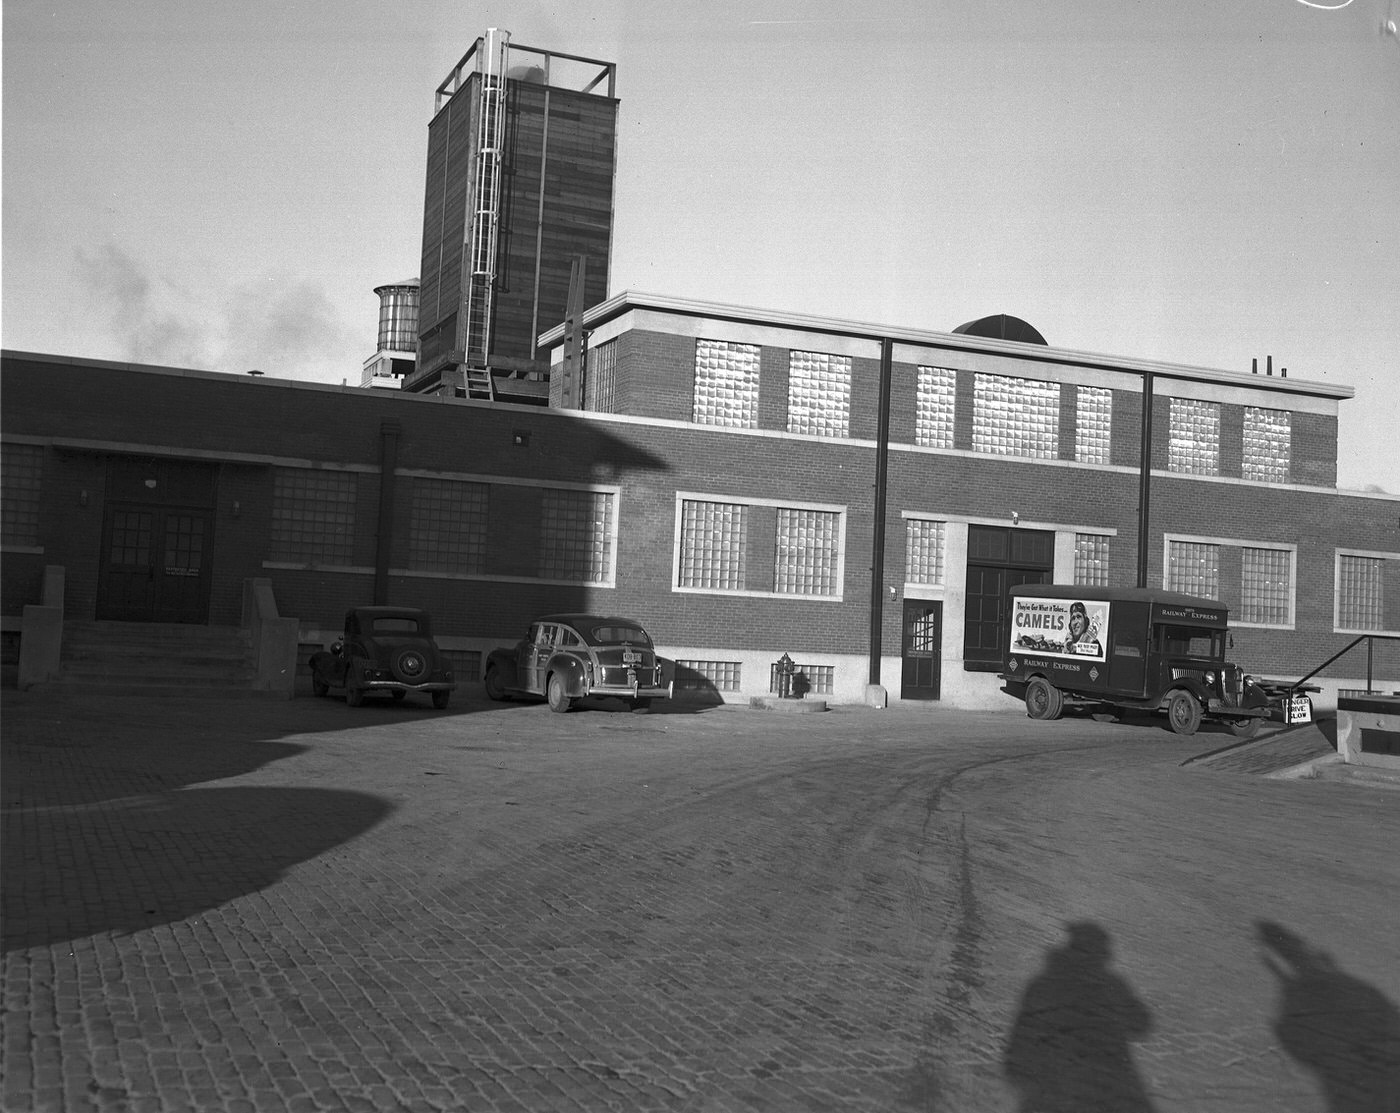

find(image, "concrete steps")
[48,621,258,697]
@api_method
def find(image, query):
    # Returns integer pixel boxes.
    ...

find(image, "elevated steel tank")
[374,278,420,353]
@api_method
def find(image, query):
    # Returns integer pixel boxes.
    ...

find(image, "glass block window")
[271,468,356,564]
[1338,555,1384,631]
[1166,540,1221,598]
[1075,386,1112,464]
[915,366,956,448]
[1242,408,1291,484]
[539,489,615,583]
[674,660,742,692]
[1074,533,1111,587]
[775,508,840,595]
[1168,398,1221,476]
[1240,547,1292,625]
[905,519,946,585]
[788,351,851,438]
[409,478,488,574]
[2,442,44,547]
[584,339,617,414]
[694,339,760,428]
[972,374,1059,458]
[769,662,834,695]
[679,500,748,590]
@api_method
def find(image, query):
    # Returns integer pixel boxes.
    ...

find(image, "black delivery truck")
[999,584,1313,736]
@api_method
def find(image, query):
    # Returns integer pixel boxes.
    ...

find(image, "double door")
[97,504,213,623]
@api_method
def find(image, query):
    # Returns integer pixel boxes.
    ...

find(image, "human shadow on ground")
[1257,920,1400,1113]
[1002,921,1157,1112]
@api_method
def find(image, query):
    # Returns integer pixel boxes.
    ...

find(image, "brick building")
[3,291,1397,707]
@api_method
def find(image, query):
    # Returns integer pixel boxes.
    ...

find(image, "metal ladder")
[462,30,508,400]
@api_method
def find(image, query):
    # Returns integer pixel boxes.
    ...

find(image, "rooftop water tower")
[361,278,420,389]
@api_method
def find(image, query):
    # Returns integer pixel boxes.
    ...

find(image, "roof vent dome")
[952,314,1047,345]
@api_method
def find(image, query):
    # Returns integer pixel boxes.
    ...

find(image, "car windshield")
[1158,625,1223,659]
[371,617,421,634]
[587,623,651,647]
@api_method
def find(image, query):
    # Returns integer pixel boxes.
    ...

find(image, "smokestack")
[1267,355,1274,376]
[1252,358,1258,375]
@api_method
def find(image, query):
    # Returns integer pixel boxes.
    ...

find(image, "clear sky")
[4,0,1398,491]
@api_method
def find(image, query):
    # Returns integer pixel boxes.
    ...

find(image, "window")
[539,489,614,583]
[674,660,742,692]
[915,367,956,448]
[1240,546,1293,626]
[679,500,748,590]
[584,339,618,414]
[1074,534,1111,587]
[271,468,356,564]
[1168,398,1221,476]
[905,519,946,585]
[1075,386,1112,464]
[972,374,1059,459]
[788,351,851,438]
[1,442,44,548]
[1243,408,1290,484]
[775,508,840,595]
[409,478,488,574]
[1166,539,1220,598]
[1338,554,1385,631]
[694,339,759,428]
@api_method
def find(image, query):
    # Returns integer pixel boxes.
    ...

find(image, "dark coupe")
[309,606,455,708]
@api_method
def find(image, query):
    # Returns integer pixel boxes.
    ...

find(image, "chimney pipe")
[1267,355,1273,376]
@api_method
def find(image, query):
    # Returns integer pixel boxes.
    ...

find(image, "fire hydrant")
[775,652,797,699]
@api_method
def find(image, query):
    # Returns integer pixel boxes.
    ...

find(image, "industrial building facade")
[4,291,1397,707]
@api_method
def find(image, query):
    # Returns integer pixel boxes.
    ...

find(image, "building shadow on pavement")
[1257,920,1400,1113]
[2,718,394,952]
[1002,921,1157,1112]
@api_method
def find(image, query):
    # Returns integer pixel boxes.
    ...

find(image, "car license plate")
[1285,695,1312,724]
[622,649,640,664]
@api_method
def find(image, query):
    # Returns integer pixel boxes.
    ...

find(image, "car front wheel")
[547,673,574,713]
[312,675,329,697]
[1167,689,1202,736]
[483,667,507,701]
[346,687,365,708]
[432,690,451,710]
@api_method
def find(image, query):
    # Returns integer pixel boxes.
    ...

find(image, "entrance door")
[963,525,1054,670]
[97,505,212,623]
[901,600,942,700]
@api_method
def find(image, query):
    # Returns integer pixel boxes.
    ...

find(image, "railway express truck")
[999,585,1312,737]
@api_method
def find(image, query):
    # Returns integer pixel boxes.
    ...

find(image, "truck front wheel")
[1167,689,1202,736]
[1025,677,1064,721]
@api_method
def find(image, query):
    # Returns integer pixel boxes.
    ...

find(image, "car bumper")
[359,680,456,693]
[587,683,672,701]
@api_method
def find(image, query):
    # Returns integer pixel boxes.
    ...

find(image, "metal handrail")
[1290,633,1400,695]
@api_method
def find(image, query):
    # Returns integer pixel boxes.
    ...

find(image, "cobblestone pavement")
[3,690,1398,1113]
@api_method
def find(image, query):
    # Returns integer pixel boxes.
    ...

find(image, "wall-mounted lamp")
[232,501,241,519]
[512,430,531,447]
[79,489,89,507]
[1011,511,1020,525]
[888,586,899,599]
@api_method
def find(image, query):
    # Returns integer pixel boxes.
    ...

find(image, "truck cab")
[1000,585,1309,736]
